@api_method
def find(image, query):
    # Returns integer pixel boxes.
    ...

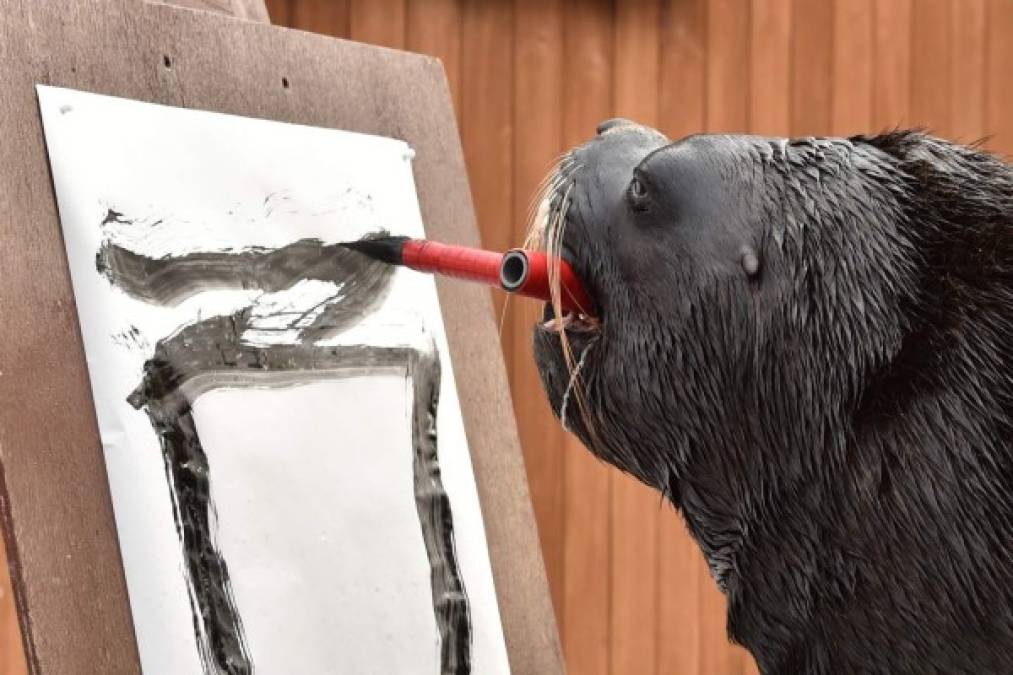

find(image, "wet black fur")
[533,123,1013,674]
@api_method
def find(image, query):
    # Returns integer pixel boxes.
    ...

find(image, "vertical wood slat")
[289,0,349,38]
[791,0,833,135]
[511,0,567,631]
[560,3,613,673]
[610,1,661,673]
[987,0,1013,156]
[707,0,750,132]
[407,0,462,112]
[831,0,873,135]
[872,0,912,130]
[910,0,952,136]
[349,0,405,48]
[657,0,707,673]
[950,0,986,144]
[749,0,791,135]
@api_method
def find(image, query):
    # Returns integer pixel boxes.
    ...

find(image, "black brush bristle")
[339,235,409,266]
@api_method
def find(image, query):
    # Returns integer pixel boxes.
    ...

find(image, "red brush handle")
[504,250,593,314]
[400,239,595,316]
[401,239,504,285]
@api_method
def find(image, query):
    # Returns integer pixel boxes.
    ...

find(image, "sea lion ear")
[740,246,760,279]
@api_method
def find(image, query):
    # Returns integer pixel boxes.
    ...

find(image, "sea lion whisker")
[523,162,565,250]
[524,154,578,251]
[544,175,603,447]
[559,335,599,432]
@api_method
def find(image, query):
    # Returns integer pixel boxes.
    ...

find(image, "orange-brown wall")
[3,1,1012,674]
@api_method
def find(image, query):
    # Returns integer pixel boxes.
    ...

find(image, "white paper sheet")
[193,377,439,674]
[37,85,510,675]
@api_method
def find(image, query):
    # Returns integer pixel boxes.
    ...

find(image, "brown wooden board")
[150,0,269,22]
[0,1,563,673]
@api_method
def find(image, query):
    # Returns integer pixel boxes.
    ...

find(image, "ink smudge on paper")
[111,325,150,352]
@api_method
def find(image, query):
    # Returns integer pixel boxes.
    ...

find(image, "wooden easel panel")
[148,0,269,22]
[0,1,563,673]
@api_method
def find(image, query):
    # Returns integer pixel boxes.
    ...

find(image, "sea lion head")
[531,119,1013,670]
[531,118,920,494]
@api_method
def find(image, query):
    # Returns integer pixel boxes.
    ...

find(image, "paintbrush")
[339,236,594,315]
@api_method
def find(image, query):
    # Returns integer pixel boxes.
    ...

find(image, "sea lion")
[531,119,1013,674]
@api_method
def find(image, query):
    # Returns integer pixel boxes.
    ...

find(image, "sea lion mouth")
[530,154,604,334]
[538,302,600,333]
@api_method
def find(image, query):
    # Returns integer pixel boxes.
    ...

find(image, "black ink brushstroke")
[103,218,474,673]
[412,349,473,674]
[101,207,128,225]
[96,233,395,340]
[128,316,474,674]
[96,238,370,303]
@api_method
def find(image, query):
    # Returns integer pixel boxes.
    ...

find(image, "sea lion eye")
[627,177,649,210]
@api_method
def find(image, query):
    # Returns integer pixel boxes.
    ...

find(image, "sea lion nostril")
[596,117,636,135]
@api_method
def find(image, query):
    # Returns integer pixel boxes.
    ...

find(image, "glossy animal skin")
[533,121,1013,674]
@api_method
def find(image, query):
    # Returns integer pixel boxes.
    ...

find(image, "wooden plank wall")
[2,1,1012,674]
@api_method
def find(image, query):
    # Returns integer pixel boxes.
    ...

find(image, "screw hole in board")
[282,76,290,89]
[163,55,172,69]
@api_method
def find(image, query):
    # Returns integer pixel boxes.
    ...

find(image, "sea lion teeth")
[540,314,568,331]
[541,309,593,332]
